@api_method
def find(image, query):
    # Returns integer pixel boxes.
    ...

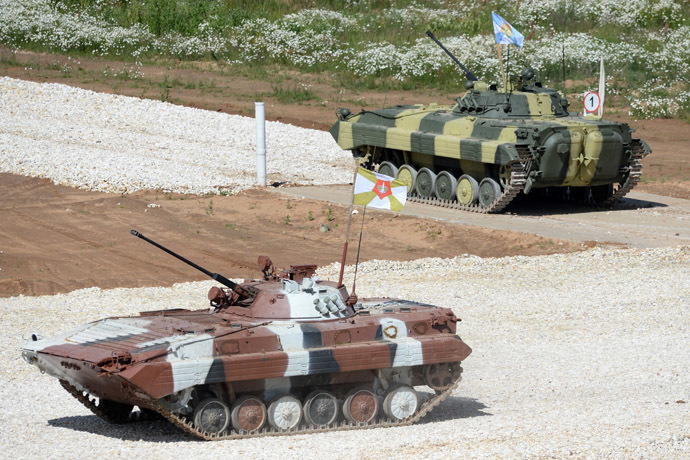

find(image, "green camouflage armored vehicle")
[330,32,651,213]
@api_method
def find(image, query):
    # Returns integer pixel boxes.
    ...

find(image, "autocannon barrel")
[130,230,254,298]
[426,30,478,82]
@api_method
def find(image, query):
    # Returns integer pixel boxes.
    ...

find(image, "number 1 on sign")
[583,91,601,113]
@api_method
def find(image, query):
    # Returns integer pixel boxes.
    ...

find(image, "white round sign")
[583,91,601,113]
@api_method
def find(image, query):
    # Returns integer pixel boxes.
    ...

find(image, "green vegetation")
[270,84,318,104]
[2,0,689,118]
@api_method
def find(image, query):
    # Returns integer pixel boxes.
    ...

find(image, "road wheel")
[415,167,437,198]
[456,174,479,205]
[303,390,339,427]
[343,387,378,424]
[193,397,230,435]
[230,395,267,432]
[478,177,501,208]
[435,171,458,201]
[267,393,303,430]
[396,165,418,194]
[382,385,418,421]
[378,161,398,179]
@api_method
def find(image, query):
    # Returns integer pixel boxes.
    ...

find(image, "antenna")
[506,45,510,81]
[351,206,367,296]
[506,46,512,82]
[561,43,567,98]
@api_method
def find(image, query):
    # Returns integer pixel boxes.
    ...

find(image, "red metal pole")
[351,205,366,295]
[338,160,360,287]
[337,241,349,288]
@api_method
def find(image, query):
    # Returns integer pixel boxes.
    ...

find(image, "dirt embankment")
[0,174,589,297]
[1,48,688,298]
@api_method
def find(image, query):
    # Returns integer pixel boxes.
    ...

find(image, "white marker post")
[255,102,266,186]
[598,58,605,117]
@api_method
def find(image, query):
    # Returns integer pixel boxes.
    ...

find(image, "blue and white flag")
[492,12,524,48]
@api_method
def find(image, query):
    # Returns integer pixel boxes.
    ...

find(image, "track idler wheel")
[424,362,462,392]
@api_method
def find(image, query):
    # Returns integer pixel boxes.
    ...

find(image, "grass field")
[1,0,689,120]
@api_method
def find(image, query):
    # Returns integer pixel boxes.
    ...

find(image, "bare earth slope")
[1,56,689,297]
[0,173,587,297]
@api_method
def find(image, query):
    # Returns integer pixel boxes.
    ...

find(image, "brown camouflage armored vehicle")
[20,231,471,440]
[330,31,651,213]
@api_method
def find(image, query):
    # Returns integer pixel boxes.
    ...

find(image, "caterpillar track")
[59,380,159,424]
[402,147,530,214]
[407,161,527,214]
[597,139,646,208]
[59,372,463,441]
[403,140,646,213]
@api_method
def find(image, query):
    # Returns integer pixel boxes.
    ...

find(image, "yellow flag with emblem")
[353,167,407,212]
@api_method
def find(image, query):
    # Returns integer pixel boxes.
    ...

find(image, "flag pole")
[496,43,507,90]
[337,159,360,287]
[351,205,367,295]
[598,57,605,118]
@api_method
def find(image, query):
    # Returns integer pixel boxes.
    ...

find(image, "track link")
[406,140,647,213]
[59,380,157,424]
[154,373,463,441]
[59,372,464,440]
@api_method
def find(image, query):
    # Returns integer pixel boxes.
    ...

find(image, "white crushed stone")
[0,76,353,195]
[2,246,689,459]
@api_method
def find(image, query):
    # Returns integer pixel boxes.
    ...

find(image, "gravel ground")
[2,246,689,459]
[0,77,352,195]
